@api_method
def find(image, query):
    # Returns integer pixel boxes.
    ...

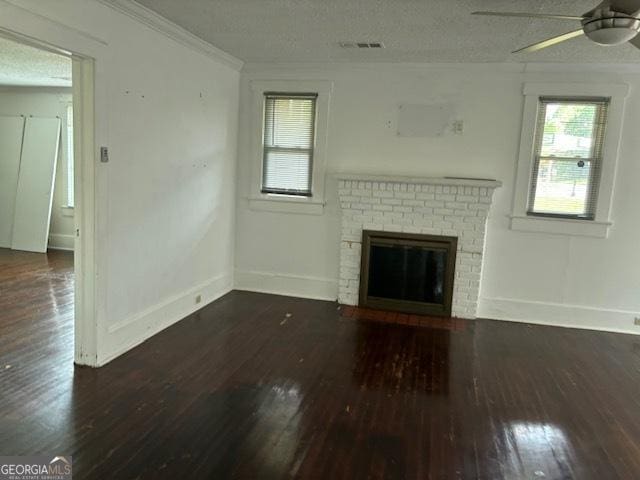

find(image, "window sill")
[510,215,611,238]
[61,206,74,217]
[248,196,325,215]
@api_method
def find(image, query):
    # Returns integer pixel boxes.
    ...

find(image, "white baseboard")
[478,296,640,336]
[234,269,338,301]
[98,272,233,365]
[48,233,74,251]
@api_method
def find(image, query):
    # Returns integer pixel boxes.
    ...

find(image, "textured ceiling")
[135,0,640,63]
[0,36,72,87]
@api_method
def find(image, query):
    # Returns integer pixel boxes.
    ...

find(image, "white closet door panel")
[11,117,61,253]
[0,116,25,248]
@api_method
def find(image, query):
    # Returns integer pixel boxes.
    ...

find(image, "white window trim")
[65,102,75,208]
[248,80,332,215]
[511,82,629,238]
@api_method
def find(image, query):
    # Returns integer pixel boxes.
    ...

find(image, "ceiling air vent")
[339,42,385,49]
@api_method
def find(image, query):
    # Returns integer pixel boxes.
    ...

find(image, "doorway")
[0,31,96,366]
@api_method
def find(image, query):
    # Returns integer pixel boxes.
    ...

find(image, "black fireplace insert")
[359,230,457,317]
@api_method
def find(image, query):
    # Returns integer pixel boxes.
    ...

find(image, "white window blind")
[262,93,317,196]
[528,97,609,220]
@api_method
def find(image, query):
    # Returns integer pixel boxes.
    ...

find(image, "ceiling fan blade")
[628,33,640,48]
[609,0,640,14]
[512,29,585,53]
[472,11,584,20]
[584,0,640,16]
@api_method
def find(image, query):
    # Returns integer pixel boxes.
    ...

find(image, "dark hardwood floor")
[2,248,640,479]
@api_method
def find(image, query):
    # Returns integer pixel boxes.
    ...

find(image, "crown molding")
[96,0,244,71]
[241,61,640,74]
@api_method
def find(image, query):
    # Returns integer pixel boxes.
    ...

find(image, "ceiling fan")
[472,0,640,53]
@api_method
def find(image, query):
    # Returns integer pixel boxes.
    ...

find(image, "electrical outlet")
[452,120,464,135]
[195,294,202,304]
[634,317,640,326]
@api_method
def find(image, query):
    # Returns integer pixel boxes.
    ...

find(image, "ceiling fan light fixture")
[582,16,640,45]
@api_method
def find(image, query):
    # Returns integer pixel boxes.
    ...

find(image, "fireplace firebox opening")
[359,230,457,317]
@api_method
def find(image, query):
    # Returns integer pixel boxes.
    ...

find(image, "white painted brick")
[394,218,414,226]
[416,192,435,200]
[444,216,466,226]
[446,202,467,210]
[421,227,442,236]
[433,220,453,229]
[353,213,374,221]
[434,208,454,216]
[342,232,360,242]
[373,204,393,212]
[414,207,434,215]
[403,199,424,207]
[363,223,383,231]
[351,203,371,211]
[373,190,394,198]
[437,194,456,202]
[405,212,426,220]
[469,203,489,212]
[393,206,413,213]
[395,191,416,200]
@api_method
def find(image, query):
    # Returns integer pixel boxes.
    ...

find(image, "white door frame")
[71,55,98,366]
[0,29,99,366]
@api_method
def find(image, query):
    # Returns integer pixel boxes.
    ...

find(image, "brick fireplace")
[337,174,501,319]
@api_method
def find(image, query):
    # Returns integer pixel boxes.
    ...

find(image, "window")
[66,103,74,207]
[511,83,628,238]
[528,97,608,220]
[249,80,332,215]
[262,93,317,196]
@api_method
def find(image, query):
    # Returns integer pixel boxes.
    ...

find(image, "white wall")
[0,0,242,364]
[236,63,640,334]
[0,87,74,250]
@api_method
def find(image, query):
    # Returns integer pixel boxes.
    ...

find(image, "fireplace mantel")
[335,173,502,189]
[337,173,501,319]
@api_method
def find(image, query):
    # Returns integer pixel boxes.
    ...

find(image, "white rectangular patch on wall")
[397,103,453,137]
